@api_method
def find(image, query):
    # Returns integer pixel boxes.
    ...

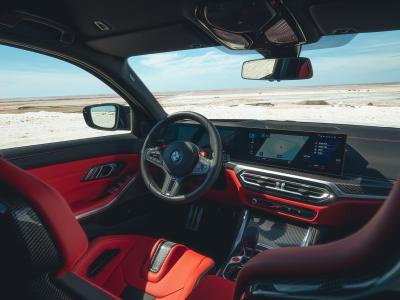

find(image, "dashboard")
[158,120,398,225]
[161,123,346,176]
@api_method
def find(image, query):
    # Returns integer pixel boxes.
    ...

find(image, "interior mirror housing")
[242,57,313,81]
[83,103,131,131]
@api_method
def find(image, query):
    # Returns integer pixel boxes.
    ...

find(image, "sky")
[0,30,399,99]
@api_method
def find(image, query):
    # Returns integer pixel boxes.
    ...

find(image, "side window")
[0,45,130,150]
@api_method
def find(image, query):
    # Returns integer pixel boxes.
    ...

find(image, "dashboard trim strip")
[232,163,388,201]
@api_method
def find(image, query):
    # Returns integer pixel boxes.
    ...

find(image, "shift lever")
[242,225,259,257]
[223,224,260,280]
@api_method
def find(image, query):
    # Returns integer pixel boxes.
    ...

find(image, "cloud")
[139,52,181,67]
[137,49,252,73]
[129,31,400,92]
[130,48,261,91]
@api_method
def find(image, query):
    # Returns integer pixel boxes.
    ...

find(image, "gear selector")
[242,224,259,258]
[222,223,260,281]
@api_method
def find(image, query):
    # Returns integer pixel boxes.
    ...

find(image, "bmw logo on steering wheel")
[170,150,182,163]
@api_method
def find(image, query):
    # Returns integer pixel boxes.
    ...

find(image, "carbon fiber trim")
[0,184,61,273]
[0,184,75,299]
[252,214,309,249]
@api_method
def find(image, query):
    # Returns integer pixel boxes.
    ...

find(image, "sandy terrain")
[0,83,399,149]
[0,95,126,114]
[158,83,400,127]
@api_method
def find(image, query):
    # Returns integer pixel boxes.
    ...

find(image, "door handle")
[82,162,124,181]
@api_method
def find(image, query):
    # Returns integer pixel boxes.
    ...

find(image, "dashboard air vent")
[239,171,335,204]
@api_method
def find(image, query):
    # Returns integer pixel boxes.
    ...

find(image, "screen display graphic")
[238,129,347,176]
[252,133,309,162]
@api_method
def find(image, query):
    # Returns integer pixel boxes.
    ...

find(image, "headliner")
[0,0,399,58]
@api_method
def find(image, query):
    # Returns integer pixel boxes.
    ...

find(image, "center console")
[220,209,320,281]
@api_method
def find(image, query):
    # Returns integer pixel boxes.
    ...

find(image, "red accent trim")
[299,61,311,78]
[187,275,235,300]
[28,154,140,216]
[0,158,88,274]
[73,235,215,299]
[226,169,382,227]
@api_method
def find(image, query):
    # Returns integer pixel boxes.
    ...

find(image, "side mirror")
[83,103,131,131]
[242,57,313,81]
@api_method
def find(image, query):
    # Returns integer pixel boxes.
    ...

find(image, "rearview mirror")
[83,103,131,131]
[242,57,313,81]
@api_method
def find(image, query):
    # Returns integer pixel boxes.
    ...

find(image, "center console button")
[231,256,241,263]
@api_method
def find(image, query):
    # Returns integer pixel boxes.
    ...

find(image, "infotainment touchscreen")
[232,128,347,176]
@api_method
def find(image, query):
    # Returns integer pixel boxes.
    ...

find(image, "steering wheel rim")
[140,112,223,204]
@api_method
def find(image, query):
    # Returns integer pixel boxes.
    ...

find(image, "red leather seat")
[72,235,214,299]
[4,152,400,299]
[187,275,235,300]
[0,157,214,300]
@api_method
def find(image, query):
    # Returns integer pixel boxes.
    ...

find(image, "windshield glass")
[129,30,400,128]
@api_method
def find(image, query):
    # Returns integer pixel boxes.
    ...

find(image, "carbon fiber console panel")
[252,213,310,249]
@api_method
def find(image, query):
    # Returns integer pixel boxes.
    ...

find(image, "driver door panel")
[2,134,145,219]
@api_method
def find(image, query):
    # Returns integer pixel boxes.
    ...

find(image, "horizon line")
[0,82,399,102]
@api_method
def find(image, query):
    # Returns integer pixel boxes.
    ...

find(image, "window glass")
[0,45,127,149]
[129,30,400,128]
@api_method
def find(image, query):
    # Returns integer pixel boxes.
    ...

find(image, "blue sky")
[0,30,399,98]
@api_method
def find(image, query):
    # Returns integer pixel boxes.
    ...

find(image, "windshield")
[129,30,400,128]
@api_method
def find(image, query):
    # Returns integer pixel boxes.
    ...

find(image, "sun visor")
[86,23,217,57]
[310,0,400,35]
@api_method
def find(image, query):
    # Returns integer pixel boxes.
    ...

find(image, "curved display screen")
[231,128,346,176]
[161,123,347,177]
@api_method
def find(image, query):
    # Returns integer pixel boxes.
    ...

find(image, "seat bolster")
[187,275,235,300]
[72,235,215,300]
[72,235,146,287]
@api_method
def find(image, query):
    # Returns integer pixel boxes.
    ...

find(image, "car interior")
[0,0,400,299]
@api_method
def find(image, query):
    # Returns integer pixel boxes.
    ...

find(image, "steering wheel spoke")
[140,112,222,203]
[192,156,211,176]
[161,173,183,197]
[144,147,164,168]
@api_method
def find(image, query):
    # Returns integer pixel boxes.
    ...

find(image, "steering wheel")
[140,112,223,204]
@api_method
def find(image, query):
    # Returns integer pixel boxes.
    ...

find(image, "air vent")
[239,171,335,204]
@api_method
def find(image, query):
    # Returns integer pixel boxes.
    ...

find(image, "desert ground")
[0,83,399,149]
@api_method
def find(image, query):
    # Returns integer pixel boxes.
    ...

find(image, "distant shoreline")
[0,82,399,102]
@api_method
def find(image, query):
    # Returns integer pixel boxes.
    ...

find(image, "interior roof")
[1,0,399,58]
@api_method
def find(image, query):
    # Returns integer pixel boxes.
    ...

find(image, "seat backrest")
[0,158,88,275]
[236,180,400,299]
